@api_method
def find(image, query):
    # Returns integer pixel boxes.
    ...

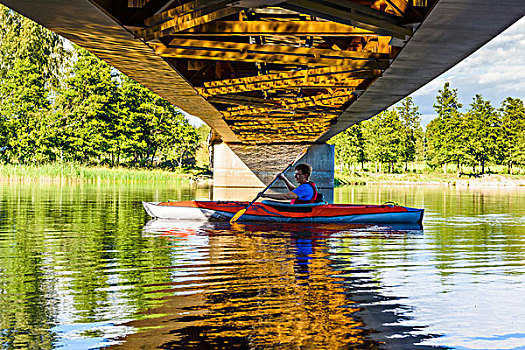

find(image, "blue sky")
[406,16,525,128]
[183,16,525,128]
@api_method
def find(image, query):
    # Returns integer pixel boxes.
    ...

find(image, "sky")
[403,15,525,128]
[182,15,525,129]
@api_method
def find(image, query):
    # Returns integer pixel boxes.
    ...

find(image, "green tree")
[328,123,366,173]
[195,124,211,169]
[500,97,525,173]
[463,95,500,173]
[396,97,422,171]
[0,6,68,163]
[54,46,119,164]
[118,75,199,168]
[426,82,464,172]
[363,110,403,173]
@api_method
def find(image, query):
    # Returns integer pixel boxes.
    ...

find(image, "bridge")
[2,0,524,200]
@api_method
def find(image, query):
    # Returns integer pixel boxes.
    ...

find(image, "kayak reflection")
[142,219,424,238]
[107,220,438,349]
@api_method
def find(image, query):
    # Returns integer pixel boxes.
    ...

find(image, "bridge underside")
[3,0,523,146]
[1,0,523,194]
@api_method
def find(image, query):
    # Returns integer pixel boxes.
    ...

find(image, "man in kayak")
[259,164,320,203]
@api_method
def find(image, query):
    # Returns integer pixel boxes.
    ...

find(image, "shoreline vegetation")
[0,163,195,183]
[335,172,525,187]
[1,163,524,187]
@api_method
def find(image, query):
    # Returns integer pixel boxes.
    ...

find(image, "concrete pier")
[213,143,334,202]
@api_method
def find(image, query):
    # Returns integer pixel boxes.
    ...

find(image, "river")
[0,182,524,349]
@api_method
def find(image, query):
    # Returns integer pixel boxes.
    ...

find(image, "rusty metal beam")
[176,20,378,36]
[137,6,241,41]
[197,68,381,96]
[154,41,389,68]
[281,0,412,38]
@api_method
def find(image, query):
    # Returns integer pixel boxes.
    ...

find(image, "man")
[259,163,319,203]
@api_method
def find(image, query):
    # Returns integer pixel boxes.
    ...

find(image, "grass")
[334,162,525,186]
[0,163,192,183]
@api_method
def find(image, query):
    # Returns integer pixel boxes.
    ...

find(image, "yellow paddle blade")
[230,208,246,223]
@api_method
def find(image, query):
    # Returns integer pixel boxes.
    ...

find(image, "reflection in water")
[105,220,440,349]
[0,183,524,349]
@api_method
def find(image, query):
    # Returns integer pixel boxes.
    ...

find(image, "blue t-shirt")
[293,183,314,201]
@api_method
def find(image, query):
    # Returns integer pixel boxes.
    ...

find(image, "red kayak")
[142,200,424,224]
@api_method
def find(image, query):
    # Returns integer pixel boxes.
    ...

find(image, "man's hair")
[295,163,312,179]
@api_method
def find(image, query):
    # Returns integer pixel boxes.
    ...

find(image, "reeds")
[0,163,189,183]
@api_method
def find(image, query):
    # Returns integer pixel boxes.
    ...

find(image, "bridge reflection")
[107,220,441,349]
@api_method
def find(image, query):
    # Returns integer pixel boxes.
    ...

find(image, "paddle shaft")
[245,162,295,209]
[230,148,308,223]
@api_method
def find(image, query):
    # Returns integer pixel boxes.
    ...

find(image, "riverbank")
[335,172,525,186]
[0,163,194,183]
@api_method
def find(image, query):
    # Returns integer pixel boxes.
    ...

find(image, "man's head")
[294,163,311,183]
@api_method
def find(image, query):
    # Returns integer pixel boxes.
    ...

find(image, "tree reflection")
[107,221,442,349]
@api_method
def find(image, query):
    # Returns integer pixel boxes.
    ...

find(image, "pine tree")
[427,82,464,172]
[396,97,421,171]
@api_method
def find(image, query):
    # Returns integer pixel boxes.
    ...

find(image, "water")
[1,182,524,349]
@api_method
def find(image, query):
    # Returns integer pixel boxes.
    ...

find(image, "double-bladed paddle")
[230,148,308,223]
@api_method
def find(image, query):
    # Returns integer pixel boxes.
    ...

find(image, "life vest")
[291,182,318,204]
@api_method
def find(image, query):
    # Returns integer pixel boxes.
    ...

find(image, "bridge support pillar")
[212,143,334,203]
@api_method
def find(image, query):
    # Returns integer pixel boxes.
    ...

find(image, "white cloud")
[407,15,525,117]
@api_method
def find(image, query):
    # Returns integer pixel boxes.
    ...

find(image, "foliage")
[364,110,404,172]
[1,10,523,176]
[329,82,523,175]
[396,97,422,169]
[328,123,366,173]
[425,82,464,170]
[462,95,500,173]
[0,8,206,170]
[500,97,525,171]
[0,6,68,163]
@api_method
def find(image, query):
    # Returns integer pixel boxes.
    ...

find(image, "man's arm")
[260,191,298,200]
[278,173,296,191]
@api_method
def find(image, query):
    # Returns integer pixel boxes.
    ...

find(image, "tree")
[363,110,403,173]
[117,74,199,168]
[396,97,422,171]
[54,46,119,164]
[426,82,464,172]
[500,97,525,173]
[463,95,500,173]
[328,123,366,173]
[0,6,68,163]
[195,124,211,169]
